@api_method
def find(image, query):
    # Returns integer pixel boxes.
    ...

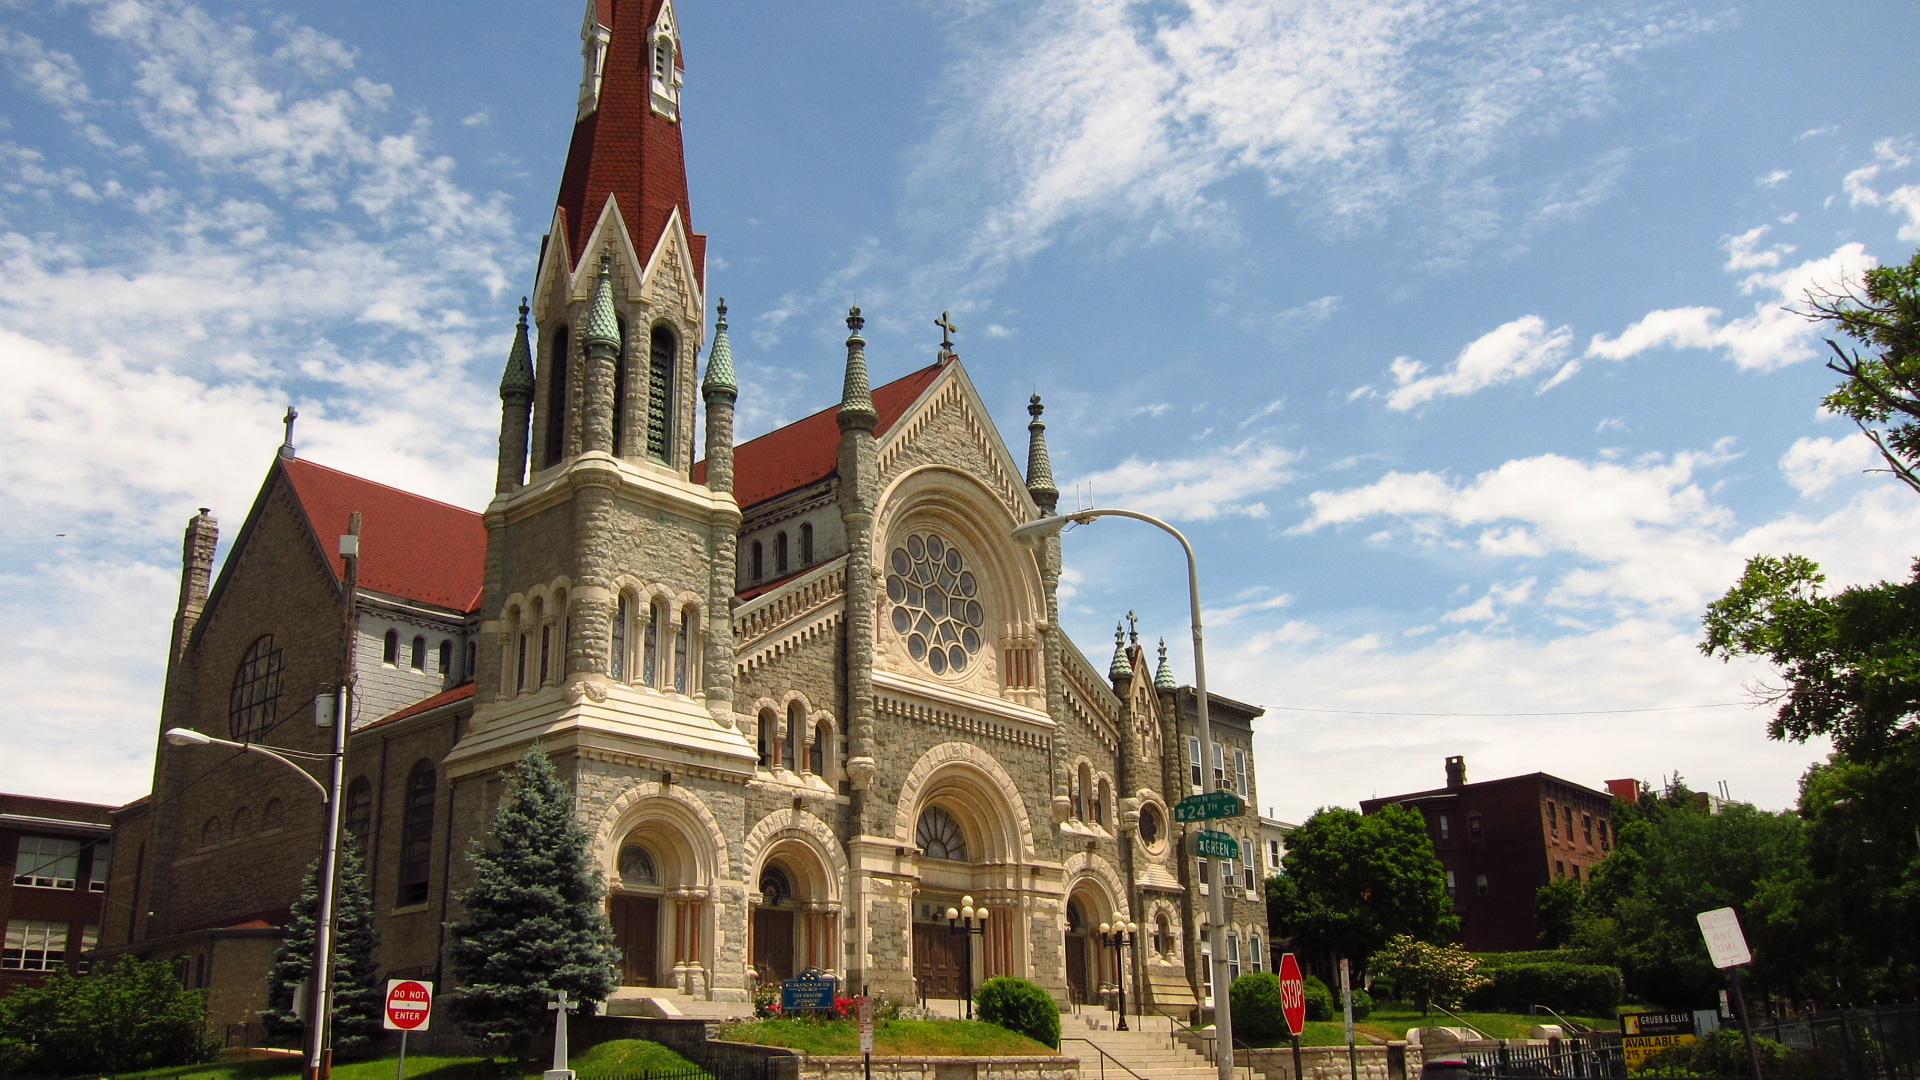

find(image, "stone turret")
[172,509,218,658]
[702,299,741,726]
[581,254,621,455]
[496,298,536,494]
[1155,638,1177,692]
[1108,621,1133,685]
[839,307,879,791]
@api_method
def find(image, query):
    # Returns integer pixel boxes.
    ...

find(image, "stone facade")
[101,0,1266,1036]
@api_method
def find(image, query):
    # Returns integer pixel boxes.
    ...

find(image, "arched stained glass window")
[611,594,629,681]
[544,325,570,468]
[397,760,436,906]
[887,531,983,676]
[646,324,675,462]
[229,636,284,741]
[915,806,967,862]
[760,864,792,905]
[344,777,373,841]
[619,843,657,885]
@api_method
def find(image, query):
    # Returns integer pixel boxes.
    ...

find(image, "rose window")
[887,531,984,675]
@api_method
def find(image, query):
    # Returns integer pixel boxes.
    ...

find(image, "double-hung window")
[14,837,79,890]
[2,920,66,970]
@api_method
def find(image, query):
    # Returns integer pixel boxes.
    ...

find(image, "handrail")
[1061,1037,1155,1080]
[1529,1004,1590,1034]
[1427,1001,1493,1041]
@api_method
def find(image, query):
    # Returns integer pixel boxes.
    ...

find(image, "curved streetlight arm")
[162,728,329,801]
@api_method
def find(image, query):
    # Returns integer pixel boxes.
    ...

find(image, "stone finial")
[500,297,536,397]
[1108,622,1133,682]
[1126,610,1140,646]
[278,406,298,459]
[583,254,620,347]
[1155,638,1176,692]
[837,305,876,431]
[1025,395,1059,512]
[703,297,737,397]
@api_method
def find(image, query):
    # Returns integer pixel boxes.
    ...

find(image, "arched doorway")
[1063,886,1118,1006]
[611,840,662,986]
[606,800,715,994]
[752,863,797,986]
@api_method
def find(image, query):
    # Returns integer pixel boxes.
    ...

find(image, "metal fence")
[1463,1035,1624,1078]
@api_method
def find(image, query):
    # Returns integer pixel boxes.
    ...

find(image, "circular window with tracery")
[887,531,984,675]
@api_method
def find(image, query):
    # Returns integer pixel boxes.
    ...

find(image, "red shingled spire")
[554,0,706,288]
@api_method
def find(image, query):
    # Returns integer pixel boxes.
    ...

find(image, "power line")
[1265,701,1753,719]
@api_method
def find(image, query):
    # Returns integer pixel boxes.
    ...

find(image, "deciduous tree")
[1265,804,1456,972]
[1804,250,1920,494]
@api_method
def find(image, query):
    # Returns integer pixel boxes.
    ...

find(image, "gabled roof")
[555,0,705,285]
[697,361,946,509]
[361,683,477,733]
[280,458,487,613]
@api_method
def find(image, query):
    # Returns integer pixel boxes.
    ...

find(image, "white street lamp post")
[1012,508,1234,1080]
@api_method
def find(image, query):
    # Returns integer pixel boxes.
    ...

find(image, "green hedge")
[1463,962,1622,1016]
[1231,973,1288,1042]
[1299,976,1371,1022]
[1471,949,1592,969]
[975,976,1060,1049]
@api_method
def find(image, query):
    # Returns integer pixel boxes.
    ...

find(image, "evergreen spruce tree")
[448,745,618,1058]
[259,841,382,1052]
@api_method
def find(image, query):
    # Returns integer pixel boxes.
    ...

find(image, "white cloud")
[1205,591,1295,626]
[1723,224,1793,271]
[1129,402,1173,419]
[1383,315,1574,411]
[1587,243,1877,371]
[1755,170,1790,188]
[1780,434,1880,496]
[907,0,1712,282]
[1240,397,1286,427]
[1441,578,1535,624]
[1843,138,1920,241]
[1074,439,1298,520]
[0,28,92,114]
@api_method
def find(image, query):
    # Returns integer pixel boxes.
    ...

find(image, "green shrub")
[1463,961,1622,1016]
[1230,973,1287,1043]
[0,957,220,1074]
[1472,949,1589,969]
[975,976,1059,1049]
[1303,976,1335,1022]
[1349,986,1373,1021]
[1637,1028,1812,1077]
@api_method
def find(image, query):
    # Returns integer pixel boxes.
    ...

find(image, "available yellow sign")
[1621,1012,1698,1068]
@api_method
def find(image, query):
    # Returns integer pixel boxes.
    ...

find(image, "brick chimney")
[1445,755,1467,789]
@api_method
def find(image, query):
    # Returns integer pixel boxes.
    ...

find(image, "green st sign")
[1175,791,1246,822]
[1195,830,1240,859]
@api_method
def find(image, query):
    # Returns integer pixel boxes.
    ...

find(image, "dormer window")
[576,3,611,119]
[648,2,682,120]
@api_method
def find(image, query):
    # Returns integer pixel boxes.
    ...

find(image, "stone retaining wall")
[802,1057,1077,1080]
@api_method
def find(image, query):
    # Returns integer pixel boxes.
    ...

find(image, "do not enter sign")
[384,979,433,1031]
[1278,953,1307,1037]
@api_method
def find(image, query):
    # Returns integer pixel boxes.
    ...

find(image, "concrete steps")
[605,986,746,1020]
[1063,1012,1220,1080]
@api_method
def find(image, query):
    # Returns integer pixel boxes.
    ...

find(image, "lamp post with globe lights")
[946,896,988,1018]
[1098,913,1138,1030]
[1011,507,1233,1080]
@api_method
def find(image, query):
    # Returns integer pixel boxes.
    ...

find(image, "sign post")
[381,979,432,1080]
[1339,958,1357,1080]
[1278,953,1306,1080]
[1697,907,1765,1080]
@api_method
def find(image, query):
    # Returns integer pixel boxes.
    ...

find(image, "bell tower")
[456,0,748,779]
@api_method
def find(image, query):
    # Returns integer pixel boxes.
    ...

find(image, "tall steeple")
[496,298,535,494]
[838,306,876,431]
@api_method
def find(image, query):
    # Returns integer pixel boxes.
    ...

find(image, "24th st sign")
[1175,791,1246,822]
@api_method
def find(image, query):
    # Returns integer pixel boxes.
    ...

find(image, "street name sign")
[1696,907,1752,969]
[1195,830,1239,859]
[1278,953,1307,1038]
[1175,791,1245,822]
[383,979,433,1031]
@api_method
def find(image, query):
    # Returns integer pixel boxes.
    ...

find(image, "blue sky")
[3,0,1919,820]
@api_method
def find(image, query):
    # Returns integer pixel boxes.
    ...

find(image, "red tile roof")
[361,683,477,732]
[697,361,946,509]
[555,0,704,288]
[280,458,487,613]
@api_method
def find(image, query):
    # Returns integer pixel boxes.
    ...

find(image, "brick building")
[1360,756,1614,953]
[101,0,1265,1033]
[2,794,114,995]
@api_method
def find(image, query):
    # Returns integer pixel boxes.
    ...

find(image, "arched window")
[1154,913,1173,955]
[382,630,399,664]
[397,761,436,906]
[410,635,426,670]
[230,806,251,840]
[261,798,284,833]
[646,324,675,462]
[611,594,629,680]
[344,776,373,841]
[810,720,828,775]
[775,531,789,576]
[619,843,657,885]
[752,540,764,581]
[784,702,803,771]
[915,806,967,862]
[201,817,221,848]
[1067,899,1086,933]
[674,607,693,693]
[756,708,775,768]
[465,641,477,681]
[1251,933,1264,972]
[801,523,814,564]
[229,636,284,741]
[645,599,665,686]
[516,629,530,692]
[611,314,628,453]
[760,864,792,906]
[886,531,983,675]
[1094,779,1111,828]
[1076,763,1092,821]
[544,325,570,468]
[439,639,453,679]
[539,623,553,685]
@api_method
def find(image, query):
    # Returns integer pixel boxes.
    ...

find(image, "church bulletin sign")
[782,971,839,1012]
[1621,1011,1697,1068]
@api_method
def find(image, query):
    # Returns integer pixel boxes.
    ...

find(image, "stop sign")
[1278,953,1307,1037]
[384,979,433,1031]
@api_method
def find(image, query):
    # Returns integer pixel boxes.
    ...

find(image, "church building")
[98,0,1268,1032]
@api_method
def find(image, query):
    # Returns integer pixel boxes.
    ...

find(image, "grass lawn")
[1233,1020,1354,1049]
[716,1018,1053,1057]
[1357,1008,1612,1042]
[111,1038,705,1080]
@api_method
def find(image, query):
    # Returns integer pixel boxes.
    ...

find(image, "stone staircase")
[1060,1010,1221,1080]
[605,986,750,1021]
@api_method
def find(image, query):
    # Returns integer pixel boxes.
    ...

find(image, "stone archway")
[743,808,845,988]
[598,784,727,996]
